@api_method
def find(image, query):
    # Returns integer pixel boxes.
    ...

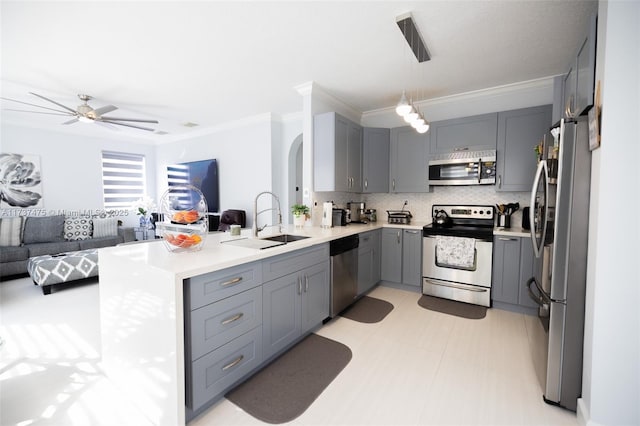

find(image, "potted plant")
[291,204,309,227]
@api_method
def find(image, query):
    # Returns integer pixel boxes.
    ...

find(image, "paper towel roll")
[322,202,333,228]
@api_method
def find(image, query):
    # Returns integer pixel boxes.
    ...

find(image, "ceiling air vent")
[181,122,199,128]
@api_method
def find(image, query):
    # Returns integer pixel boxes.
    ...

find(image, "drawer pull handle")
[220,277,243,287]
[221,312,244,325]
[498,237,517,241]
[221,355,244,371]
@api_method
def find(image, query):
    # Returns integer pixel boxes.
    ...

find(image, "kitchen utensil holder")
[498,214,511,228]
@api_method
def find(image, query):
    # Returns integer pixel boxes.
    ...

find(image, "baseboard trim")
[577,398,606,426]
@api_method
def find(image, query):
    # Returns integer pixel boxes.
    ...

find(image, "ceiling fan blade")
[5,108,74,117]
[29,92,77,114]
[62,118,79,125]
[100,116,159,124]
[101,120,155,132]
[93,105,118,115]
[1,97,75,115]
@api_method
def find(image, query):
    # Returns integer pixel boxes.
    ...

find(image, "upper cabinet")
[496,105,552,192]
[362,127,390,193]
[562,13,597,119]
[429,113,498,154]
[314,112,362,193]
[389,126,429,193]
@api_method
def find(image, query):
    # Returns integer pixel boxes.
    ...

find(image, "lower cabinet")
[357,229,381,295]
[184,243,330,418]
[262,244,330,361]
[380,227,422,287]
[492,235,541,314]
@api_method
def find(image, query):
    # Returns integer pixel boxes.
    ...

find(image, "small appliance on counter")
[364,209,377,222]
[521,206,531,230]
[387,210,412,224]
[332,208,348,226]
[347,201,367,223]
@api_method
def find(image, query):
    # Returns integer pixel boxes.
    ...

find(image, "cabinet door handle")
[221,277,243,287]
[305,275,309,293]
[392,179,396,191]
[221,312,244,325]
[498,175,502,188]
[397,231,401,244]
[298,277,302,295]
[221,355,244,371]
[364,179,368,189]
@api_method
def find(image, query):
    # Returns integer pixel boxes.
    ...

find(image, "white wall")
[0,124,155,227]
[579,2,640,425]
[154,116,274,229]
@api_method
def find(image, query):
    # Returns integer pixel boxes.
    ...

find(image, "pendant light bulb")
[395,91,412,117]
[405,108,419,124]
[417,121,430,134]
[411,116,425,129]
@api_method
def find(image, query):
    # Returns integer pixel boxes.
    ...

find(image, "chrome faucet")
[253,191,282,237]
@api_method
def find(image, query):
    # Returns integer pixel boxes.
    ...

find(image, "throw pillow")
[93,217,118,238]
[0,216,23,246]
[64,216,93,240]
[23,215,65,244]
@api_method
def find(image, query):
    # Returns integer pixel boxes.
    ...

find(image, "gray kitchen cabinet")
[389,126,429,193]
[381,228,403,282]
[262,244,330,360]
[401,229,422,287]
[381,227,422,286]
[429,113,498,154]
[496,105,552,192]
[362,127,390,193]
[562,13,597,118]
[492,236,521,305]
[357,229,381,294]
[314,111,362,192]
[184,263,264,415]
[492,235,541,315]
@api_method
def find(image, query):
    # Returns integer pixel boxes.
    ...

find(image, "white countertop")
[100,222,430,280]
[493,226,532,238]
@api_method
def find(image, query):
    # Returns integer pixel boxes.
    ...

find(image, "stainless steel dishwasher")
[330,234,359,317]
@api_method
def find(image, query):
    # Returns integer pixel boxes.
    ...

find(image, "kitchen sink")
[261,234,310,243]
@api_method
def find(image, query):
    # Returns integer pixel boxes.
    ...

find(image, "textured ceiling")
[0,1,598,142]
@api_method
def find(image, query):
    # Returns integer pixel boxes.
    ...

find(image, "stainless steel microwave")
[428,150,496,186]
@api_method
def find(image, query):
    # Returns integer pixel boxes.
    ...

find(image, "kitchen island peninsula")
[98,223,399,425]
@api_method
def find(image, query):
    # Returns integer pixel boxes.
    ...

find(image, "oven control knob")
[479,210,483,214]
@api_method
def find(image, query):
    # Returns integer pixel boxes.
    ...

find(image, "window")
[101,151,147,209]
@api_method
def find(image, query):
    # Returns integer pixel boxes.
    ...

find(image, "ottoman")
[27,249,99,295]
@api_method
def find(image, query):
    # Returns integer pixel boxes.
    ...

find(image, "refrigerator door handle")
[530,160,549,258]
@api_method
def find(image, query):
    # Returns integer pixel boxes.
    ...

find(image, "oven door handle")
[423,278,488,293]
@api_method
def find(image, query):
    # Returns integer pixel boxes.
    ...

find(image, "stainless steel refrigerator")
[526,117,591,411]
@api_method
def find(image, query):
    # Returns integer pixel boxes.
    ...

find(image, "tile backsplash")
[312,185,531,227]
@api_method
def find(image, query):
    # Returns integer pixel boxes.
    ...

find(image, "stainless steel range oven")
[422,204,494,307]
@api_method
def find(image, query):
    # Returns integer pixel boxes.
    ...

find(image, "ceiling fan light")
[395,91,412,116]
[78,116,93,124]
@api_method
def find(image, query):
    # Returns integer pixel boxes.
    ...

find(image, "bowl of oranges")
[158,185,208,252]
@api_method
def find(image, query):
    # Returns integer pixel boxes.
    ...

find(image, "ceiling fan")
[1,92,159,131]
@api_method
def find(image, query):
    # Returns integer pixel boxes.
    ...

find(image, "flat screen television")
[167,159,219,213]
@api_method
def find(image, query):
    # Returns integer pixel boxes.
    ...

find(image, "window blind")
[101,151,146,209]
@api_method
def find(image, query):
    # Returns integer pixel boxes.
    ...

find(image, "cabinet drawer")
[262,243,329,282]
[187,262,262,310]
[188,325,263,411]
[189,286,263,361]
[358,230,377,251]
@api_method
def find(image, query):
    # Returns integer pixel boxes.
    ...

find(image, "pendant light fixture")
[395,13,431,134]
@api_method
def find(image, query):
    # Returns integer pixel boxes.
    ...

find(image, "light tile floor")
[0,277,577,425]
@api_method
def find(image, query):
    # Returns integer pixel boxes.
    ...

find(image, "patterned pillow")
[0,216,23,246]
[64,216,93,240]
[92,217,118,238]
